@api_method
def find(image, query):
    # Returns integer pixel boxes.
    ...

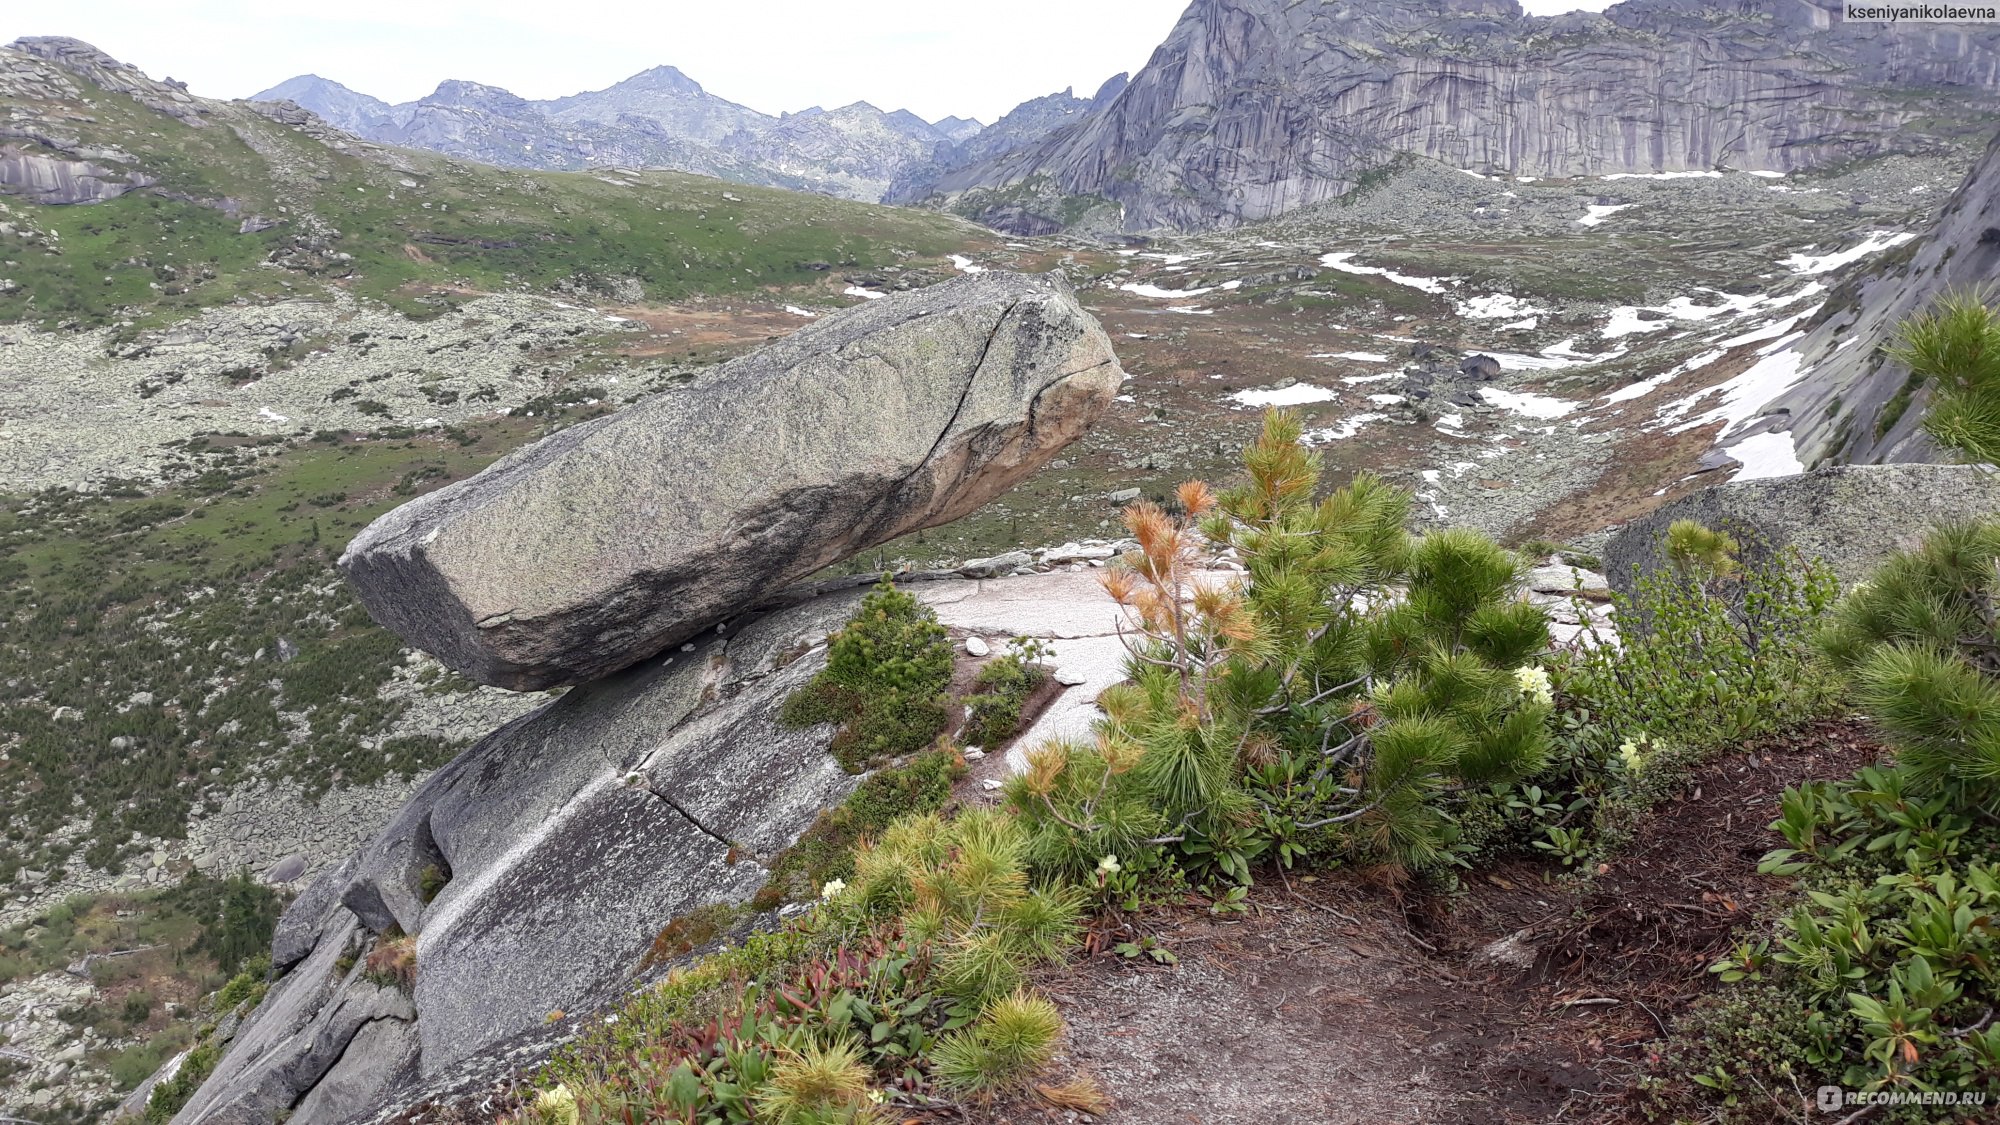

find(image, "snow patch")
[1319,252,1454,294]
[1577,204,1632,227]
[1231,384,1339,408]
[1121,281,1217,299]
[1780,231,1917,276]
[1660,343,1807,434]
[1304,414,1388,442]
[1457,293,1545,319]
[1726,430,1805,481]
[1480,387,1580,419]
[1602,348,1726,404]
[1600,170,1723,181]
[843,286,885,300]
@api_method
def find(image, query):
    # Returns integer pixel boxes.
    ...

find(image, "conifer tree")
[1007,409,1551,874]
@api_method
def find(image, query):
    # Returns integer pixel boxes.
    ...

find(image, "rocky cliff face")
[886,74,1130,205]
[1769,133,2000,466]
[928,0,2000,232]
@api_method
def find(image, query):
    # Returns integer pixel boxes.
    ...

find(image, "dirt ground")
[961,717,1887,1125]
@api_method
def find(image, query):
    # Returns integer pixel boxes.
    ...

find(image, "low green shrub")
[1561,518,1837,758]
[781,577,955,771]
[960,639,1050,748]
[145,1040,220,1123]
[534,811,1084,1124]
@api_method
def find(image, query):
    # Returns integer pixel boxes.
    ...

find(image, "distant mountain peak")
[616,65,706,95]
[423,79,533,111]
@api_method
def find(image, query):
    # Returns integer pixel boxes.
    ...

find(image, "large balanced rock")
[339,271,1123,690]
[1604,464,2000,596]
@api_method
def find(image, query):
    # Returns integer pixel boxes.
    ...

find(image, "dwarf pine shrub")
[1007,409,1553,877]
[1821,519,2000,793]
[1890,290,2000,464]
[781,576,954,771]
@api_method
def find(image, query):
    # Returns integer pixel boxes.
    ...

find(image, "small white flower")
[820,878,847,900]
[1514,665,1554,706]
[1618,738,1647,772]
[1097,854,1122,876]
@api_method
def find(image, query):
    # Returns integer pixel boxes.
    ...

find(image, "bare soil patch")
[959,717,1887,1125]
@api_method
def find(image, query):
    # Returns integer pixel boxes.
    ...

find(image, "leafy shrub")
[145,1040,220,1123]
[781,577,955,771]
[1663,522,2000,1117]
[1561,519,1837,757]
[215,953,270,1012]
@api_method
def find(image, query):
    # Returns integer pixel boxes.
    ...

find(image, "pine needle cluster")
[1890,289,2000,464]
[1821,519,2000,793]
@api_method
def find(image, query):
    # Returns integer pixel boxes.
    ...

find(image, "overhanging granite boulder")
[338,271,1124,690]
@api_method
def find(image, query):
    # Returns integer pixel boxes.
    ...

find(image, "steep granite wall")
[930,0,2000,231]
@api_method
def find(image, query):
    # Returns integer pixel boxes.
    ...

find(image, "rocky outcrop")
[885,74,1130,205]
[7,37,208,126]
[170,587,871,1125]
[338,271,1124,690]
[1602,464,2000,596]
[0,143,153,204]
[168,557,1165,1124]
[926,0,2000,232]
[1772,132,2000,467]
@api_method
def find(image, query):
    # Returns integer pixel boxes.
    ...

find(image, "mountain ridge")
[251,64,1017,203]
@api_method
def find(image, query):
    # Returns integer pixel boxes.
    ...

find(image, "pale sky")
[7,0,1618,125]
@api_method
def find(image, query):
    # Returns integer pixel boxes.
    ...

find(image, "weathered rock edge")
[1603,463,2000,599]
[338,270,1124,690]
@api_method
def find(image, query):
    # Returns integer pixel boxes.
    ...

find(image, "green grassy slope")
[1,55,983,326]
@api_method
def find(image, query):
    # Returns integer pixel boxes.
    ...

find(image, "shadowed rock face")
[169,590,871,1125]
[0,144,153,204]
[1775,133,2000,467]
[929,0,2000,232]
[338,271,1125,690]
